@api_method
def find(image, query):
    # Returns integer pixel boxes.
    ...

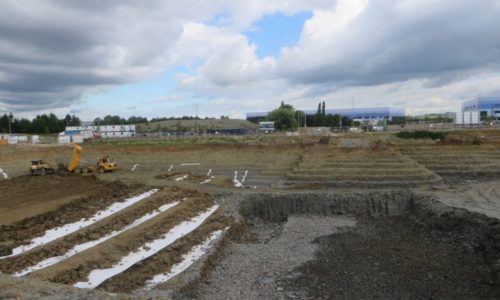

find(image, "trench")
[232,191,500,299]
[241,191,416,223]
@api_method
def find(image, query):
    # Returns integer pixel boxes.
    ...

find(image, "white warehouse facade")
[462,96,500,120]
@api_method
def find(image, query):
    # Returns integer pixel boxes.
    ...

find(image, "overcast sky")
[1,0,500,120]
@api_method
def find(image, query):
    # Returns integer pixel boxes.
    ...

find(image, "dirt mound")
[441,131,481,145]
[0,176,143,254]
[283,216,499,299]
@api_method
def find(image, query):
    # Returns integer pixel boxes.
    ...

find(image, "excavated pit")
[241,191,416,223]
[217,191,500,299]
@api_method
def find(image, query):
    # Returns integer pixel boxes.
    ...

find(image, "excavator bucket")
[68,144,82,172]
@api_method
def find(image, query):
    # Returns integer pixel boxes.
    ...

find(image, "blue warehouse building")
[247,106,405,121]
[462,97,500,120]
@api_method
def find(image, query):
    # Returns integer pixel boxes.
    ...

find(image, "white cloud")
[1,0,500,118]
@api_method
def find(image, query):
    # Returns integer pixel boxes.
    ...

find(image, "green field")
[136,119,258,132]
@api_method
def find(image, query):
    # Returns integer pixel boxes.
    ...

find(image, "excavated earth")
[0,134,500,299]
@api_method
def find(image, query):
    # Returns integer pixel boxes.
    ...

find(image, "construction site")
[1,130,500,299]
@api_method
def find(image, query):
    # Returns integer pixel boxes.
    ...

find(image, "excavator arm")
[68,144,82,172]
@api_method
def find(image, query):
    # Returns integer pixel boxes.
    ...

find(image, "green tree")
[341,116,352,127]
[0,114,9,133]
[314,102,324,126]
[32,115,49,134]
[267,104,297,130]
[47,113,64,133]
[13,118,32,133]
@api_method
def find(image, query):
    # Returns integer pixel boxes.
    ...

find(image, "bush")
[395,130,447,140]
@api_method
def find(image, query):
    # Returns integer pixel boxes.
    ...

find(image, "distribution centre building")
[247,107,405,121]
[462,97,500,120]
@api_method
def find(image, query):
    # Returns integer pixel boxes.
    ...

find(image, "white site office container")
[7,136,18,144]
[58,135,71,144]
[71,135,84,143]
[17,136,28,143]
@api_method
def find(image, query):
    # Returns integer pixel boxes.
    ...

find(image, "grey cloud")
[0,0,200,113]
[278,0,500,89]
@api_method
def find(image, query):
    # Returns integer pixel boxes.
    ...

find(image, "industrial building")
[64,125,136,140]
[247,106,405,122]
[462,97,500,120]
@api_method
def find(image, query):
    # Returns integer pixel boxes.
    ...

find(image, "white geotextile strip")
[0,167,8,179]
[14,201,179,277]
[74,204,219,289]
[145,228,226,289]
[0,189,158,259]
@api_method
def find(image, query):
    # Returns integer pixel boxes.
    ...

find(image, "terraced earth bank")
[0,133,500,299]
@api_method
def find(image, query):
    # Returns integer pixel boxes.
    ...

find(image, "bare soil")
[0,175,141,255]
[0,132,499,298]
[283,216,500,300]
[0,174,121,225]
[0,187,185,274]
[42,194,215,285]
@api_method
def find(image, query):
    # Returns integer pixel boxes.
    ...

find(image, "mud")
[0,174,125,225]
[0,176,141,255]
[155,172,235,188]
[283,215,500,300]
[1,136,500,298]
[47,194,215,286]
[0,187,186,274]
[100,213,233,293]
[235,191,500,299]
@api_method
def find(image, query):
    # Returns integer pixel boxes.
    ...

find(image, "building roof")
[247,106,405,118]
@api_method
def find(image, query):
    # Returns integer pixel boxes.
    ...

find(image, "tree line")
[0,113,81,134]
[265,101,353,130]
[93,115,230,126]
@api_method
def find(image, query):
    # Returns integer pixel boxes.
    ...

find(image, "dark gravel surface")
[283,216,500,300]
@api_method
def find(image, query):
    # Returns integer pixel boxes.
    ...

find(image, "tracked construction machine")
[29,160,55,175]
[68,144,118,174]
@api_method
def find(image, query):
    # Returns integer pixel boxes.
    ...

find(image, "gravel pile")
[195,215,356,299]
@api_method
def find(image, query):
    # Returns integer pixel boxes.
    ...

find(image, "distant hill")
[136,119,259,133]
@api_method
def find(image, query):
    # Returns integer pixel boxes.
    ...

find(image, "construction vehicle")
[30,160,55,175]
[68,144,118,174]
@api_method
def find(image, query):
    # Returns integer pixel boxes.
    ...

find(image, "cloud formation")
[1,0,500,116]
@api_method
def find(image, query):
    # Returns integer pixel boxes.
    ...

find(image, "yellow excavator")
[68,144,118,173]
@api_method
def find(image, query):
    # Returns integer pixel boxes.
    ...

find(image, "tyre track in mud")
[31,193,216,286]
[0,187,189,274]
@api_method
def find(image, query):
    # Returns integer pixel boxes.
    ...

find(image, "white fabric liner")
[0,189,158,259]
[145,228,226,289]
[74,204,219,289]
[0,167,8,179]
[14,201,179,277]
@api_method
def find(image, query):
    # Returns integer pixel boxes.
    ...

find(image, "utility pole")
[352,96,355,127]
[195,103,199,137]
[297,111,300,130]
[8,112,12,135]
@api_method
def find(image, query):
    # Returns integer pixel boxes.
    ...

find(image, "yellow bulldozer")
[68,144,118,174]
[30,160,55,175]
